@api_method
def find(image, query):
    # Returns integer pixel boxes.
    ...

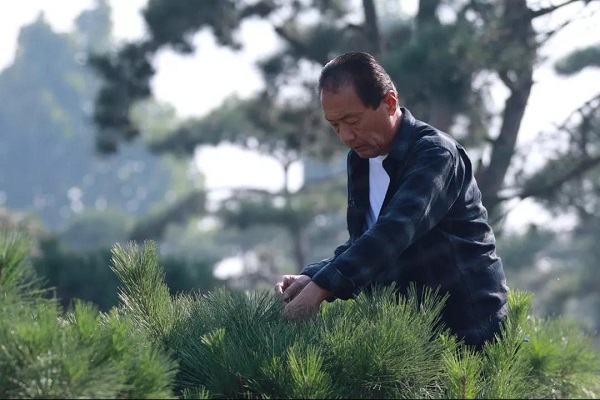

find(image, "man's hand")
[282,281,332,322]
[274,274,312,303]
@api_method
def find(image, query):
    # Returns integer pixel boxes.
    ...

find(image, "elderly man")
[274,51,508,349]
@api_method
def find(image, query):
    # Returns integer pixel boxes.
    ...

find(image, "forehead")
[320,84,366,120]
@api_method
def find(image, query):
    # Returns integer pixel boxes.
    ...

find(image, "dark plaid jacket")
[301,108,508,347]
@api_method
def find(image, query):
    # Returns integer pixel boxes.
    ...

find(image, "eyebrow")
[325,112,363,123]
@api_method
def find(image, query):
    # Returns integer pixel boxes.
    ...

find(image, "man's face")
[321,84,396,158]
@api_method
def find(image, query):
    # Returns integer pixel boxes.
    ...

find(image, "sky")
[1,0,600,242]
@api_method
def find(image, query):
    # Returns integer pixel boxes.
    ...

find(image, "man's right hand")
[274,274,312,303]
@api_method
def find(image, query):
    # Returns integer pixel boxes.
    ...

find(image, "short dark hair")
[318,52,396,109]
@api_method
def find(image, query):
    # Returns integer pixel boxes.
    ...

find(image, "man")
[274,51,508,348]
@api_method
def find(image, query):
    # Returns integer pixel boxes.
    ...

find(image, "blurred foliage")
[32,233,222,312]
[0,1,227,316]
[57,208,135,252]
[495,37,600,341]
[0,0,184,229]
[498,217,600,344]
[555,43,600,75]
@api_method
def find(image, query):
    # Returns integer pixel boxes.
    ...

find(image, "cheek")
[364,117,386,141]
[354,122,370,138]
[356,123,376,142]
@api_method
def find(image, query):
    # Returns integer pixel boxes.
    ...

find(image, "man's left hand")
[282,281,332,322]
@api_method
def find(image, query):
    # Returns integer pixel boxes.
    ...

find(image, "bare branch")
[537,3,600,44]
[529,0,585,20]
[552,93,600,132]
[537,17,577,44]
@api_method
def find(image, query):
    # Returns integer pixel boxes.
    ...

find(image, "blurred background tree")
[0,4,176,228]
[0,0,227,310]
[1,0,599,343]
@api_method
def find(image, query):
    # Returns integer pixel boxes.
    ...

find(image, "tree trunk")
[416,0,455,135]
[362,0,383,57]
[428,98,454,133]
[475,0,536,215]
[290,226,308,272]
[281,160,308,271]
[478,79,532,212]
[416,0,443,27]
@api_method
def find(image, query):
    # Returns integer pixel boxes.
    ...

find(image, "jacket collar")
[386,107,415,164]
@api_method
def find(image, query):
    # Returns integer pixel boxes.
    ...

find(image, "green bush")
[32,235,220,311]
[2,228,599,399]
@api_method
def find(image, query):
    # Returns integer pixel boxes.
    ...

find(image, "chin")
[353,148,375,158]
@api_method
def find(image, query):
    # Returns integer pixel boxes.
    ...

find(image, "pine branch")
[110,241,175,343]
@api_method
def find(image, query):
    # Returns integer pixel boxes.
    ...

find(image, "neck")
[380,109,403,155]
[392,108,404,133]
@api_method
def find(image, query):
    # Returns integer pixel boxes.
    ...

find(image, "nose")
[338,123,356,143]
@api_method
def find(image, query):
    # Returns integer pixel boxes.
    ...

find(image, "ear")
[383,90,399,115]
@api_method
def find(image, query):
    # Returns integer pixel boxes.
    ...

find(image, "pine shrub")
[1,229,599,399]
[107,240,600,399]
[0,230,177,398]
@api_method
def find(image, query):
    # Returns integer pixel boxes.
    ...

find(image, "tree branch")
[537,3,600,44]
[517,156,600,200]
[497,93,600,203]
[552,93,600,132]
[497,69,516,92]
[273,25,329,65]
[528,0,586,20]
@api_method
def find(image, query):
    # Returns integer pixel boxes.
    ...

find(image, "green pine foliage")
[525,316,600,398]
[0,230,177,398]
[2,228,599,398]
[0,229,44,300]
[110,241,177,343]
[107,240,600,398]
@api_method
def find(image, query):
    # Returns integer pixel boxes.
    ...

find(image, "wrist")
[306,281,332,303]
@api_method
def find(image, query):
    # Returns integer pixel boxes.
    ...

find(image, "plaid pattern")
[302,108,508,346]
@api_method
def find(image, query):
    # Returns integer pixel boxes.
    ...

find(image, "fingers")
[274,275,294,296]
[282,280,302,303]
[274,275,312,305]
[274,280,285,296]
[282,275,311,303]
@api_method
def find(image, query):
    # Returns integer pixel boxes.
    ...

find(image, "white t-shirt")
[366,154,390,229]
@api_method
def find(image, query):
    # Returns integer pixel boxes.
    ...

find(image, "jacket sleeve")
[299,239,351,277]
